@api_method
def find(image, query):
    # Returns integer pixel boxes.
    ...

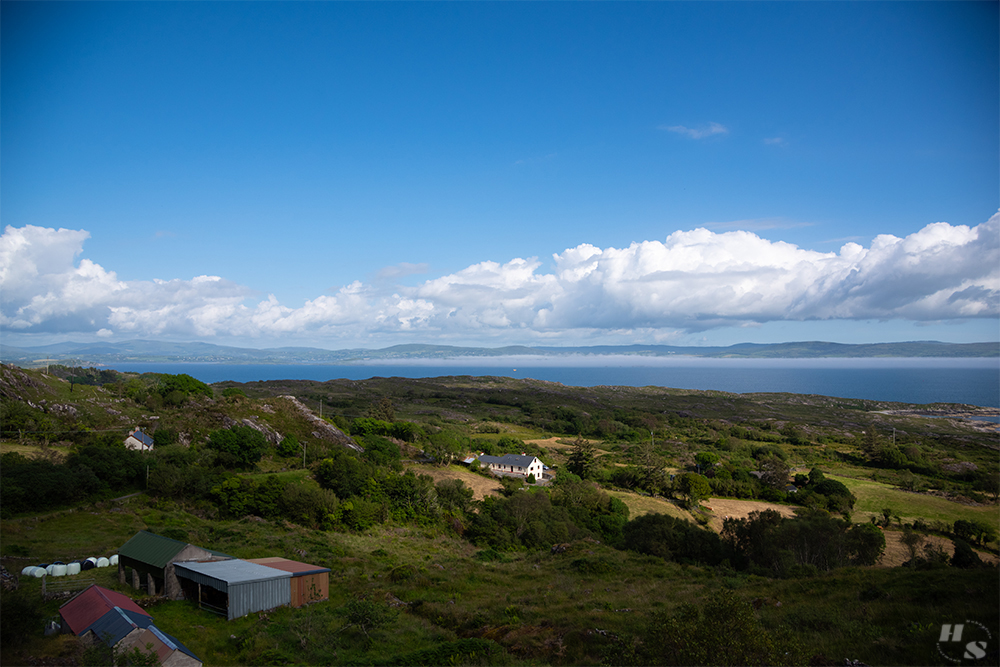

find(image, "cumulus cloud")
[1,214,997,344]
[661,122,729,139]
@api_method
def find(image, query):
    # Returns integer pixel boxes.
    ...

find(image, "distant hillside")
[0,339,996,367]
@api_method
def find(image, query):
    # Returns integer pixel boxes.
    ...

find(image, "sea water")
[99,356,999,408]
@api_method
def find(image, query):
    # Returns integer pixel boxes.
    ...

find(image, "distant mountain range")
[0,339,996,367]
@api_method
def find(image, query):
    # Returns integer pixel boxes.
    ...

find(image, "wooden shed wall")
[290,572,329,607]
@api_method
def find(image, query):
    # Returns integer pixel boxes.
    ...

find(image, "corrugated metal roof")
[174,560,291,587]
[247,557,331,576]
[59,585,150,635]
[174,560,291,620]
[118,531,188,569]
[83,607,155,647]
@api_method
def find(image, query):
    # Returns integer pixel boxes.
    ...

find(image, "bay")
[99,356,1000,408]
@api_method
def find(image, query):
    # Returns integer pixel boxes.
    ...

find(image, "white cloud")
[661,122,729,139]
[1,214,997,344]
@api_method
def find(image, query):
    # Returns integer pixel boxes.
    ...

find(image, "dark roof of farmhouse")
[478,454,539,468]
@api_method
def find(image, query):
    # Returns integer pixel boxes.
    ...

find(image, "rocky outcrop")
[0,364,49,402]
[221,415,283,446]
[280,395,363,452]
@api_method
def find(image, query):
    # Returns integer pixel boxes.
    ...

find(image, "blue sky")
[2,2,997,349]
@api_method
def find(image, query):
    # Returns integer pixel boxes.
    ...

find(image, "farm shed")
[117,531,230,599]
[174,560,291,620]
[247,557,330,607]
[59,584,151,636]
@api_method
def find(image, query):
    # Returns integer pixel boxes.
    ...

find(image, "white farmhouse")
[124,428,154,451]
[476,453,545,479]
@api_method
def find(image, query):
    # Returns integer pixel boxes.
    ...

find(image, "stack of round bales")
[22,555,115,577]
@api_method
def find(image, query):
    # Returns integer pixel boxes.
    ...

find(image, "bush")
[207,426,266,468]
[278,434,301,458]
[951,539,985,569]
[615,589,805,666]
[622,513,722,565]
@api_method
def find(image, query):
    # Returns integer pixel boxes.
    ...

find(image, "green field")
[830,474,999,525]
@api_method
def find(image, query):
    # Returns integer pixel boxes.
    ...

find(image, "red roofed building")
[59,584,150,636]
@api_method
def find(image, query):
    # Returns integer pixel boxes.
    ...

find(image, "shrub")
[207,426,266,468]
[277,434,300,458]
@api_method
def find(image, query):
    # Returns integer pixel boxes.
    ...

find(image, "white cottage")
[124,428,154,451]
[477,453,545,479]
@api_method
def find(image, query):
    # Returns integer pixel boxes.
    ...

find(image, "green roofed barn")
[117,530,230,599]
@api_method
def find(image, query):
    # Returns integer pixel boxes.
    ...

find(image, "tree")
[367,396,395,422]
[694,451,720,473]
[900,526,924,565]
[637,440,667,494]
[757,455,790,489]
[436,478,473,515]
[207,426,266,468]
[621,513,722,564]
[846,522,886,565]
[567,438,598,479]
[951,539,985,569]
[315,451,371,499]
[674,473,711,508]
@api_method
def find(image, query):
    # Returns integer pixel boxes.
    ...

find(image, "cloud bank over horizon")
[2,214,998,347]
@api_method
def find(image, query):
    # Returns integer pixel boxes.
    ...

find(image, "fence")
[42,576,96,600]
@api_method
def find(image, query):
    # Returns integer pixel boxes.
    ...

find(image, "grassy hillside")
[1,364,998,666]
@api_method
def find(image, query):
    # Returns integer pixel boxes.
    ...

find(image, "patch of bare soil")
[702,498,798,533]
[405,464,503,500]
[878,530,999,567]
